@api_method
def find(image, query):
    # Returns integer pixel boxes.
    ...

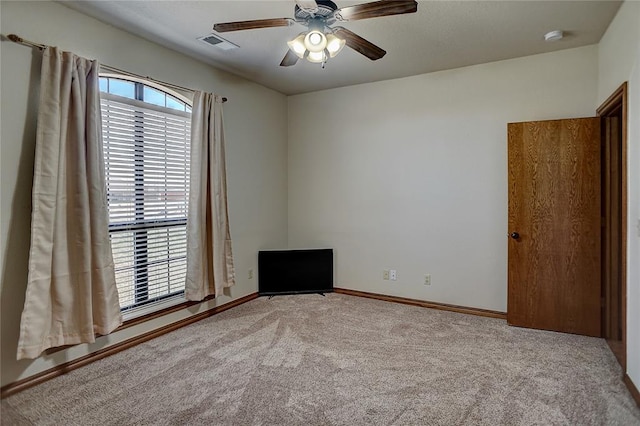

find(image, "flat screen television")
[258,249,333,296]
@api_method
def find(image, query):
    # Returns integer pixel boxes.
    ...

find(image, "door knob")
[510,232,520,239]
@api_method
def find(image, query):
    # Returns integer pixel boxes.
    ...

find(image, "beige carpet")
[2,293,639,425]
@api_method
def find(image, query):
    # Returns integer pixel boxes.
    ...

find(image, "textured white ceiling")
[64,1,622,95]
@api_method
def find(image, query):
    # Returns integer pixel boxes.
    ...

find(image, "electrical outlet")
[424,274,431,286]
[390,269,397,281]
[248,268,253,280]
[383,269,390,280]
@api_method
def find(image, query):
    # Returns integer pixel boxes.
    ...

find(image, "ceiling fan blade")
[295,0,319,13]
[334,27,386,60]
[336,0,417,21]
[280,50,300,67]
[214,18,294,33]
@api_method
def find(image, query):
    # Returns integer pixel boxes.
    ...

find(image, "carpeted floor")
[2,293,640,425]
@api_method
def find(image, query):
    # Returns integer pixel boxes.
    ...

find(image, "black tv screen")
[258,249,333,296]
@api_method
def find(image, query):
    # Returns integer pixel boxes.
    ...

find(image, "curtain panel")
[185,92,235,301]
[17,47,122,360]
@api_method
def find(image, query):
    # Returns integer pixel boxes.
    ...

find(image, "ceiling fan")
[213,0,418,67]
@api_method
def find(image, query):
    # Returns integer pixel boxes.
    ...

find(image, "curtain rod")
[6,34,228,103]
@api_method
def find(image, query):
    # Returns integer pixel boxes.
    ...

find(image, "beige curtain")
[17,47,122,360]
[185,92,235,301]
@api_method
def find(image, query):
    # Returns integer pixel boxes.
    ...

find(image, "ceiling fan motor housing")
[295,0,338,26]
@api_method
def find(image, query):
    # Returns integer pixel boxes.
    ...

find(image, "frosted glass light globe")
[304,30,327,53]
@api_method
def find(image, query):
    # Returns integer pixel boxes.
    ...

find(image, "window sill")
[117,294,216,332]
[121,296,188,323]
[44,293,218,355]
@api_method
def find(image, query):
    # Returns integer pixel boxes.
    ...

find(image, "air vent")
[198,34,239,51]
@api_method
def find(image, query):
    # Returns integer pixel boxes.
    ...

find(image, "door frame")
[597,82,628,370]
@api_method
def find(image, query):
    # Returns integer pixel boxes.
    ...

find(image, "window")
[99,76,191,314]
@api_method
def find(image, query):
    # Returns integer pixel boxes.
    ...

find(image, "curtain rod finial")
[6,33,45,50]
[7,34,23,43]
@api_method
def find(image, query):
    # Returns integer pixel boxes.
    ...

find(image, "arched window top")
[99,74,192,113]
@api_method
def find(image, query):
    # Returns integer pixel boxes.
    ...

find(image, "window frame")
[99,74,192,318]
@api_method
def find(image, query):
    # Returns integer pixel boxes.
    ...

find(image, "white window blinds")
[100,90,191,313]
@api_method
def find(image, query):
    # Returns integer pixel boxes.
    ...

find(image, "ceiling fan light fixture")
[304,30,327,52]
[325,33,345,57]
[288,29,338,64]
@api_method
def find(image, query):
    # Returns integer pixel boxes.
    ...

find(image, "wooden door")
[507,118,601,337]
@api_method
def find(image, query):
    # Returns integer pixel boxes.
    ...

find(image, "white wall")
[288,46,598,312]
[0,1,288,386]
[598,0,640,389]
